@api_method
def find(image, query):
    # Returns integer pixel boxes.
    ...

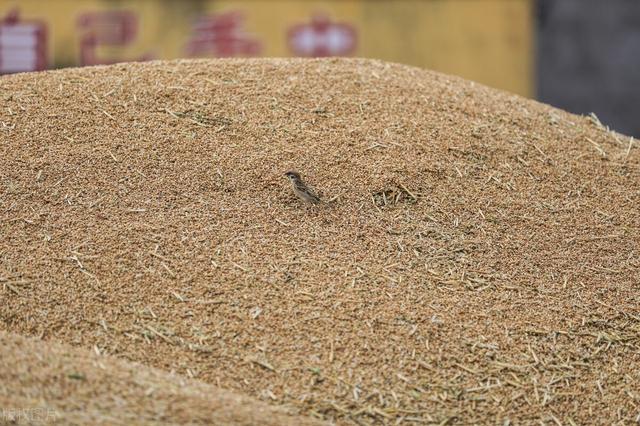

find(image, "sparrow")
[284,170,322,204]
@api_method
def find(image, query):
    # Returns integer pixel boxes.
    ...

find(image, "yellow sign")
[0,1,533,96]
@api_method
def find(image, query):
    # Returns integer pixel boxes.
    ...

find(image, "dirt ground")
[1,58,639,425]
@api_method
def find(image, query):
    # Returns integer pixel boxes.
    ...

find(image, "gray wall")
[537,0,640,137]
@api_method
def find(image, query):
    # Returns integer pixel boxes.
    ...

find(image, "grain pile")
[1,58,639,425]
[0,331,322,425]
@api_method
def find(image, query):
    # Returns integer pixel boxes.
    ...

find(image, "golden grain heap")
[1,58,639,425]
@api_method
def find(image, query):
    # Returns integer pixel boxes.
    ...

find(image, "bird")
[284,170,322,204]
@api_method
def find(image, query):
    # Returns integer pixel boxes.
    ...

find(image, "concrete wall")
[537,0,640,136]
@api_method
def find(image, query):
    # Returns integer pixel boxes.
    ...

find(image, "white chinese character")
[0,9,47,74]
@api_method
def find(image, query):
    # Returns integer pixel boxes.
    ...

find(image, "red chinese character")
[77,10,153,66]
[185,11,261,57]
[0,9,47,74]
[287,14,357,57]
